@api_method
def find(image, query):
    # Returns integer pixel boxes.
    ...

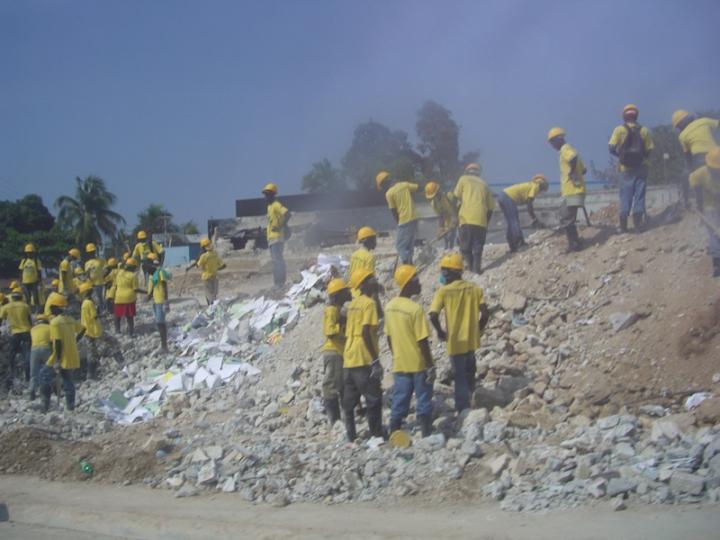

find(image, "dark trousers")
[451,352,477,412]
[498,192,524,251]
[22,283,41,311]
[6,332,31,388]
[343,366,383,439]
[458,224,487,273]
[560,205,581,250]
[40,368,76,409]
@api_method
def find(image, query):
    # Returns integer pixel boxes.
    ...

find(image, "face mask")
[439,275,447,285]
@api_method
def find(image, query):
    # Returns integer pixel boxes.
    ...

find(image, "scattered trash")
[685,392,712,411]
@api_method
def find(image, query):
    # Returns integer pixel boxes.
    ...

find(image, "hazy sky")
[2,0,719,230]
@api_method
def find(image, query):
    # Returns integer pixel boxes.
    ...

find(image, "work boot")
[619,215,628,233]
[566,225,582,252]
[344,410,357,442]
[632,213,644,233]
[325,398,341,425]
[418,415,433,438]
[713,258,720,278]
[472,255,483,275]
[127,318,134,337]
[88,360,98,380]
[367,405,387,439]
[114,317,121,334]
[389,417,403,433]
[158,323,168,352]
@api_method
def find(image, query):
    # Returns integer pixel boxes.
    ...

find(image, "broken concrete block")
[669,471,705,496]
[473,387,511,410]
[197,461,218,485]
[204,446,223,460]
[501,292,527,312]
[485,454,510,476]
[609,312,639,332]
[651,420,682,443]
[221,476,237,493]
[191,449,210,463]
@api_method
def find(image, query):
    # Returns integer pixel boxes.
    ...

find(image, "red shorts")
[113,303,136,317]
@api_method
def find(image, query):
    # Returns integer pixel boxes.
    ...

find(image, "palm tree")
[55,176,126,246]
[136,204,177,236]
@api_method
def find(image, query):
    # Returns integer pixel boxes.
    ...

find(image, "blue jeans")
[619,167,647,218]
[396,220,418,264]
[451,352,477,412]
[30,347,50,394]
[270,242,286,287]
[498,192,523,249]
[704,209,720,258]
[391,371,433,424]
[444,227,457,250]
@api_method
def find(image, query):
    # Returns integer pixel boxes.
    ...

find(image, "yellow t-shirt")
[44,292,63,317]
[0,300,31,334]
[453,174,496,227]
[31,323,51,349]
[147,269,169,303]
[343,294,379,368]
[558,143,586,197]
[114,269,139,304]
[429,279,485,356]
[431,192,459,231]
[105,268,118,299]
[689,166,720,210]
[503,182,540,204]
[132,241,164,261]
[197,250,223,281]
[58,258,76,294]
[349,247,376,299]
[84,258,106,286]
[608,123,654,171]
[19,258,41,285]
[679,117,719,155]
[81,298,103,338]
[47,315,84,370]
[266,200,289,242]
[321,304,345,355]
[385,182,418,225]
[383,296,430,373]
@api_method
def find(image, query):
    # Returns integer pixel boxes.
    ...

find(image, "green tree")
[55,176,125,246]
[301,158,346,193]
[136,204,177,236]
[180,221,200,235]
[0,194,56,234]
[416,101,460,183]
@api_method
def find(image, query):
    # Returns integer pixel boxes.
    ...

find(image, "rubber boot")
[65,391,75,412]
[158,323,168,352]
[389,417,403,433]
[325,398,341,425]
[88,359,98,380]
[619,215,628,233]
[114,316,121,334]
[632,212,644,233]
[127,317,134,337]
[367,405,386,439]
[713,258,720,278]
[41,385,51,413]
[472,253,483,275]
[344,409,357,442]
[419,415,433,438]
[566,224,582,252]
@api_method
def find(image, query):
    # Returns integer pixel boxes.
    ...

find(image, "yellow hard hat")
[532,174,549,191]
[69,248,81,258]
[122,251,130,260]
[672,110,690,129]
[24,243,36,253]
[200,238,212,248]
[623,104,639,116]
[125,257,138,267]
[389,429,412,449]
[424,181,440,199]
[12,287,23,295]
[262,182,278,194]
[357,226,376,242]
[74,267,84,276]
[10,280,19,289]
[137,230,148,240]
[349,268,374,290]
[51,278,60,288]
[440,252,464,271]
[327,278,349,296]
[48,294,68,308]
[36,314,49,322]
[85,242,97,253]
[147,252,158,261]
[547,127,566,141]
[78,282,93,295]
[706,147,720,170]
[394,264,417,291]
[107,257,118,268]
[375,171,391,190]
[464,163,481,173]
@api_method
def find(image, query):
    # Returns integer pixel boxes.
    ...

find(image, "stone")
[587,478,607,498]
[608,312,639,332]
[606,478,637,497]
[669,471,705,496]
[191,449,210,463]
[415,433,445,451]
[501,292,527,312]
[174,486,199,498]
[651,420,682,443]
[460,408,489,441]
[166,476,184,489]
[204,446,224,460]
[221,476,237,493]
[639,405,666,417]
[483,421,507,443]
[615,442,636,458]
[709,454,720,475]
[610,495,627,511]
[596,415,620,430]
[473,387,511,410]
[460,440,482,457]
[197,461,218,485]
[486,454,510,476]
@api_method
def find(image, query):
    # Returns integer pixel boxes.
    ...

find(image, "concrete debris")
[608,312,639,332]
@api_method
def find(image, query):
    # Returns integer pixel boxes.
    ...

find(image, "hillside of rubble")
[1,204,719,512]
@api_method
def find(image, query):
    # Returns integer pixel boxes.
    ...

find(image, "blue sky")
[2,0,719,230]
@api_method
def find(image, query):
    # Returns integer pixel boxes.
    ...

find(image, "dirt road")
[1,476,718,540]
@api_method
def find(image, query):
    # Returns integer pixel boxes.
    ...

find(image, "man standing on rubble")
[609,104,654,233]
[79,282,102,379]
[376,171,419,264]
[349,226,383,317]
[547,127,586,252]
[453,163,495,273]
[84,243,106,314]
[689,147,720,277]
[132,231,165,286]
[673,110,719,209]
[186,238,225,305]
[498,174,548,252]
[262,183,292,289]
[58,248,81,296]
[425,182,459,250]
[147,253,171,351]
[321,278,351,425]
[0,288,32,391]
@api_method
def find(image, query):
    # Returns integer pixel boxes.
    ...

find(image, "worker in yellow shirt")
[321,278,352,425]
[425,182,459,250]
[0,293,7,306]
[673,110,719,209]
[376,171,419,264]
[429,254,489,412]
[348,226,383,314]
[147,254,171,351]
[103,257,119,314]
[18,243,42,312]
[72,266,87,293]
[29,314,51,401]
[689,147,720,277]
[58,248,81,296]
[262,183,292,289]
[1,288,33,390]
[547,127,586,252]
[384,265,435,438]
[44,279,62,317]
[79,282,103,379]
[41,294,85,412]
[113,258,145,336]
[132,230,165,286]
[608,104,654,233]
[186,238,226,305]
[343,268,384,442]
[453,163,496,273]
[83,243,106,314]
[498,174,549,252]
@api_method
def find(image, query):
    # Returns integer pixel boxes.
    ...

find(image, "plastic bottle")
[79,459,94,475]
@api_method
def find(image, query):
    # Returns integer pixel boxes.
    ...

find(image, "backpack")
[618,124,646,168]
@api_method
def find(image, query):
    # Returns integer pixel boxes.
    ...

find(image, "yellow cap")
[137,230,147,240]
[464,163,481,173]
[69,248,81,258]
[24,243,36,253]
[394,264,417,291]
[440,252,464,271]
[623,104,639,116]
[349,268,374,290]
[78,282,93,295]
[10,280,19,289]
[672,110,690,129]
[375,171,391,190]
[262,182,278,194]
[51,278,60,288]
[126,257,138,267]
[327,278,349,296]
[357,226,376,242]
[85,242,96,253]
[122,251,130,260]
[12,287,23,295]
[107,257,118,268]
[200,238,212,248]
[706,147,720,170]
[532,174,549,191]
[36,314,49,322]
[547,127,566,141]
[147,252,158,261]
[424,181,440,199]
[74,267,84,276]
[48,294,68,308]
[389,429,412,449]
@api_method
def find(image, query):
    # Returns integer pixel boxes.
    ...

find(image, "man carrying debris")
[186,238,226,305]
[429,253,489,413]
[321,278,352,425]
[132,231,165,286]
[377,171,419,264]
[113,258,145,336]
[425,182,459,250]
[609,104,654,233]
[547,127,586,252]
[673,110,719,209]
[343,268,384,441]
[147,253,171,351]
[689,147,720,277]
[262,183,292,289]
[18,243,42,313]
[29,314,51,401]
[384,264,435,438]
[453,163,495,273]
[498,174,549,252]
[0,288,32,390]
[84,243,106,314]
[79,282,102,379]
[58,248,81,296]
